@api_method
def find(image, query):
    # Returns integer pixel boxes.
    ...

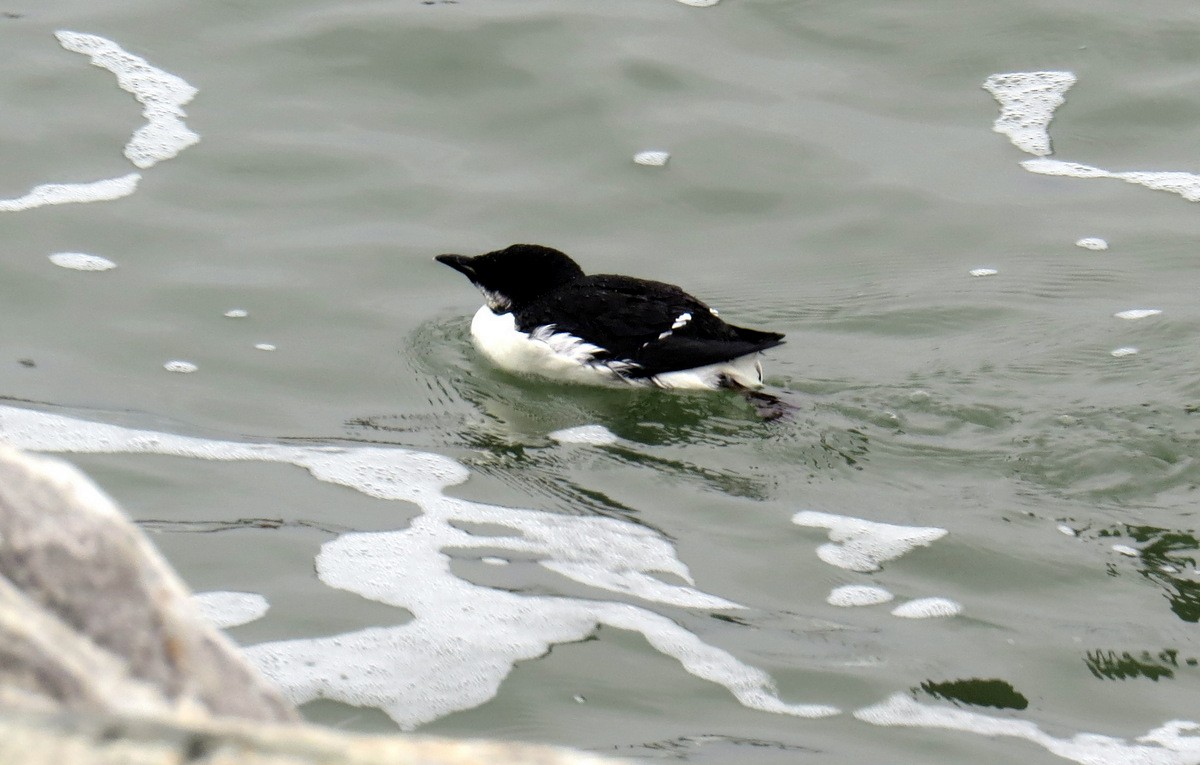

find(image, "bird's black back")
[513,274,784,377]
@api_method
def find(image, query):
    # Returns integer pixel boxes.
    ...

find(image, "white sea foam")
[3,32,196,214]
[191,591,270,629]
[56,31,200,169]
[0,174,140,212]
[0,403,837,728]
[982,71,1076,156]
[1023,158,1200,203]
[1020,158,1108,179]
[1114,309,1161,320]
[969,268,998,277]
[548,424,619,446]
[792,511,947,573]
[224,309,248,318]
[856,693,1200,765]
[254,343,277,352]
[826,584,894,608]
[1076,237,1109,251]
[1111,347,1139,358]
[1114,170,1200,201]
[675,0,720,7]
[163,360,198,374]
[634,150,670,166]
[985,72,1200,204]
[48,252,117,271]
[890,597,962,619]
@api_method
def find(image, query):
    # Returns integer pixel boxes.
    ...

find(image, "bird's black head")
[435,244,586,312]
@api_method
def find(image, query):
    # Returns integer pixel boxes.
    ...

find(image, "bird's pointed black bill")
[435,253,476,279]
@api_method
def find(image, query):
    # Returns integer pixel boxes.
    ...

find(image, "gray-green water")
[3,1,1200,763]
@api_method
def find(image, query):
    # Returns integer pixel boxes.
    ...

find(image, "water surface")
[3,2,1200,763]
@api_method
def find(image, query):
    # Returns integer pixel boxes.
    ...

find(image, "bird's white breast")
[468,305,766,390]
[469,306,625,385]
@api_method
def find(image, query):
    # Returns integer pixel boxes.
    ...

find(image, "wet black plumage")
[514,273,784,378]
[435,244,784,381]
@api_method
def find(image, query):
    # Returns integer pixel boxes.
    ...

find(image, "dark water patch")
[1084,648,1198,681]
[917,678,1029,710]
[1095,524,1200,623]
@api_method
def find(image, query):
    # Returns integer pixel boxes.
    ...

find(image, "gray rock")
[0,708,626,765]
[0,444,627,764]
[0,444,296,723]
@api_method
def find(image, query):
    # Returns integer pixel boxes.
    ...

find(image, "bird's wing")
[515,275,784,377]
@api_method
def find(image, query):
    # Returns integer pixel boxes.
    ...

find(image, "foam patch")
[56,31,200,169]
[48,252,117,271]
[2,32,197,214]
[1075,237,1109,251]
[0,404,838,728]
[549,425,619,445]
[634,150,671,166]
[192,591,270,629]
[856,693,1200,765]
[982,71,1076,157]
[1114,309,1162,320]
[1023,158,1200,203]
[890,597,962,619]
[792,511,947,573]
[826,584,894,607]
[0,174,140,212]
[986,72,1200,204]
